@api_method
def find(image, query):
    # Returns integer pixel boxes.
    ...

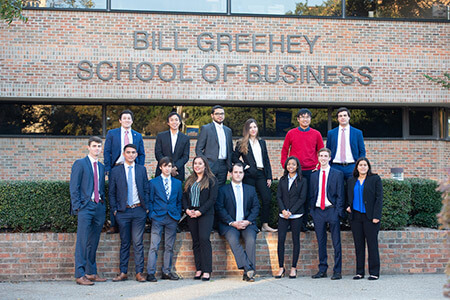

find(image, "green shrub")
[407,178,442,228]
[381,179,412,230]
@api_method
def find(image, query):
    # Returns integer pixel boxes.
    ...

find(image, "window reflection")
[232,0,342,16]
[111,0,226,12]
[27,0,106,9]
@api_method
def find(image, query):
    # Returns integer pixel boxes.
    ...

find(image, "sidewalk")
[0,274,447,300]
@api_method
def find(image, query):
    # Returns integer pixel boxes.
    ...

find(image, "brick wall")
[0,230,447,281]
[0,137,448,182]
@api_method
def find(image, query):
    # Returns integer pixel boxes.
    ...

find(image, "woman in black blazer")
[182,156,218,281]
[346,157,383,281]
[275,156,307,279]
[233,118,276,232]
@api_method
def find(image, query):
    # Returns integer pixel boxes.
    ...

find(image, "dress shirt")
[124,162,140,205]
[279,173,302,219]
[116,126,134,164]
[161,174,172,199]
[231,181,244,222]
[249,138,264,169]
[315,166,333,208]
[214,121,227,160]
[170,130,178,154]
[333,125,355,163]
[87,155,100,201]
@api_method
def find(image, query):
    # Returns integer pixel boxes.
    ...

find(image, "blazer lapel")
[228,185,237,217]
[210,123,219,146]
[84,156,94,179]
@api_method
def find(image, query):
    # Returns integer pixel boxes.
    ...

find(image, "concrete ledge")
[0,230,448,281]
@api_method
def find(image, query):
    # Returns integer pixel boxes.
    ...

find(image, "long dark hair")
[352,157,376,178]
[282,156,302,180]
[184,156,216,191]
[238,118,258,155]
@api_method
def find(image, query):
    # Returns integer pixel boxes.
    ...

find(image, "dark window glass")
[331,108,402,138]
[111,0,226,12]
[345,0,449,19]
[0,104,102,135]
[232,0,342,16]
[28,0,107,9]
[409,108,433,136]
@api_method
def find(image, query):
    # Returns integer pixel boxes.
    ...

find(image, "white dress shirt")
[87,155,100,201]
[170,130,178,154]
[334,125,355,163]
[231,181,244,221]
[249,139,264,169]
[316,166,333,208]
[161,174,172,198]
[116,126,134,164]
[214,121,227,160]
[124,162,140,205]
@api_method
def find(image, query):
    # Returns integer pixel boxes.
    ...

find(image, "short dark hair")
[318,147,331,156]
[88,136,102,146]
[211,105,224,114]
[296,108,312,118]
[167,111,182,123]
[123,143,137,152]
[119,109,134,121]
[158,156,173,168]
[336,107,350,118]
[231,162,244,172]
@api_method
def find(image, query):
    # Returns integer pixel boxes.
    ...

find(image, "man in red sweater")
[281,108,324,231]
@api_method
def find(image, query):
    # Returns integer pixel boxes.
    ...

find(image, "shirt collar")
[298,126,310,132]
[124,162,135,168]
[231,181,242,189]
[339,125,349,131]
[87,155,98,163]
[288,173,298,180]
[213,121,223,128]
[161,174,171,181]
[121,126,132,134]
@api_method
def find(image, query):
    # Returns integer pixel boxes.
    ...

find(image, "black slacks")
[350,210,380,277]
[187,213,214,273]
[277,216,302,268]
[243,169,272,224]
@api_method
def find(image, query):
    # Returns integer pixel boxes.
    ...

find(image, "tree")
[424,73,450,89]
[0,0,28,24]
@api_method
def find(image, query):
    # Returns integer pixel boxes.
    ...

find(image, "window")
[111,0,226,13]
[232,0,342,16]
[30,0,107,9]
[409,108,433,136]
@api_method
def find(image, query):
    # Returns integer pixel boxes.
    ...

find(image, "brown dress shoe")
[76,276,94,285]
[112,273,128,282]
[135,272,146,282]
[86,274,107,282]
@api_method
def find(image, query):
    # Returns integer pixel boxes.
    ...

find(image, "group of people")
[69,105,383,286]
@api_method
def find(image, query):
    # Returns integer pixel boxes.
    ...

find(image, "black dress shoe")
[311,271,327,279]
[368,275,379,280]
[300,226,309,232]
[161,272,179,280]
[331,273,342,280]
[146,274,157,282]
[353,274,364,280]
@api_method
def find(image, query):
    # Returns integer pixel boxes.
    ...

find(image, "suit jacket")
[347,175,383,221]
[233,139,272,180]
[215,183,260,236]
[104,127,145,173]
[70,156,105,215]
[277,175,307,215]
[154,130,190,181]
[148,176,182,222]
[195,122,233,171]
[182,177,218,216]
[109,163,150,213]
[326,125,366,163]
[309,168,345,217]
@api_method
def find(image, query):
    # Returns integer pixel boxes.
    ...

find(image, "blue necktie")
[164,178,170,200]
[127,166,133,206]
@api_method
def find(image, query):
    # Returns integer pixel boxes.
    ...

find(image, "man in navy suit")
[326,107,366,179]
[146,157,183,282]
[216,163,260,282]
[309,148,345,280]
[195,105,233,187]
[70,136,107,285]
[154,112,190,182]
[109,144,149,283]
[104,109,146,234]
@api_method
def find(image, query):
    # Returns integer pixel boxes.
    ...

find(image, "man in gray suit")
[195,105,233,187]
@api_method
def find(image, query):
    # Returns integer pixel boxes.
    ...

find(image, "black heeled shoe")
[201,273,211,281]
[275,268,285,279]
[194,271,202,280]
[289,269,297,279]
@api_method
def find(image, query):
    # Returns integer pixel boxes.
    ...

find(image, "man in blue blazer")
[154,112,190,181]
[70,136,107,285]
[195,105,233,187]
[104,109,146,234]
[326,107,366,179]
[109,144,149,283]
[215,163,260,282]
[309,148,345,280]
[146,157,183,282]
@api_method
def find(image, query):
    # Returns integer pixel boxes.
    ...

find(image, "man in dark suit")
[154,112,190,181]
[146,157,182,282]
[215,163,260,282]
[104,109,146,234]
[326,107,366,180]
[70,136,107,285]
[309,148,345,280]
[195,105,233,187]
[109,144,149,283]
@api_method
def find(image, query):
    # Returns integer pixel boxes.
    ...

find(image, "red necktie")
[320,170,326,210]
[93,161,100,203]
[340,128,346,163]
[124,130,130,146]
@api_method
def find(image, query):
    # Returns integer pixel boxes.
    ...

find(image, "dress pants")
[187,213,214,273]
[74,200,105,278]
[311,207,342,274]
[277,216,302,268]
[301,170,312,229]
[115,206,147,274]
[351,211,380,276]
[331,163,355,180]
[211,159,228,188]
[147,214,178,275]
[224,226,257,272]
[243,169,272,224]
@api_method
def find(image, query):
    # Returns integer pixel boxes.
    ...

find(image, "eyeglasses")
[213,112,225,116]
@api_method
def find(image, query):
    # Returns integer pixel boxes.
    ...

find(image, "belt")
[332,162,354,166]
[91,199,104,204]
[126,203,141,209]
[257,167,264,171]
[114,162,124,166]
[316,205,335,210]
